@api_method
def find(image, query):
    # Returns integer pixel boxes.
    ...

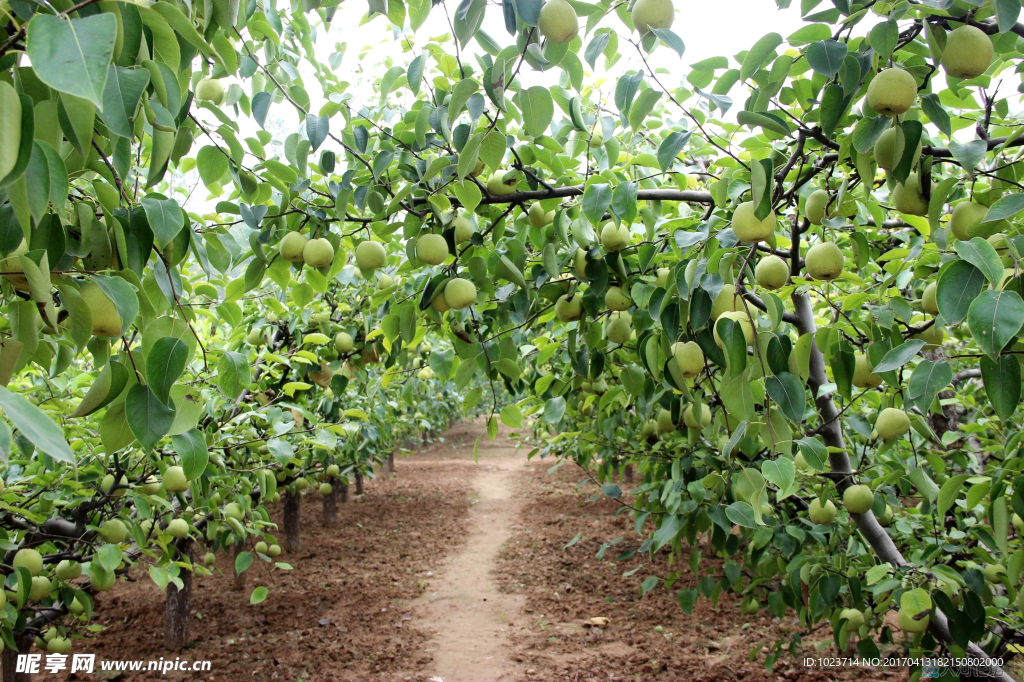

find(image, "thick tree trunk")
[322,484,339,527]
[2,634,32,682]
[386,450,395,475]
[354,471,364,495]
[164,542,192,651]
[232,543,246,591]
[338,479,349,504]
[283,490,301,552]
[622,464,634,484]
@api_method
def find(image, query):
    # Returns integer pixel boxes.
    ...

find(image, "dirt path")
[409,424,528,682]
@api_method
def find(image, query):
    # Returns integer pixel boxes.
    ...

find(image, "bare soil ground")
[50,420,918,681]
[493,458,904,682]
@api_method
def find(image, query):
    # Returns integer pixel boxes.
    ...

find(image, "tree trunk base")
[2,636,33,682]
[164,543,192,651]
[386,451,395,475]
[322,484,339,527]
[284,490,301,552]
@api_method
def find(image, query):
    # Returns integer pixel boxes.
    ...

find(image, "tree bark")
[386,450,395,475]
[164,541,192,651]
[322,484,339,527]
[354,471,364,495]
[622,464,634,484]
[232,542,246,591]
[789,290,1014,682]
[2,634,32,682]
[338,479,349,504]
[283,490,301,553]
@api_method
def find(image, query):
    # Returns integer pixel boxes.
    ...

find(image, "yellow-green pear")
[805,189,830,225]
[417,234,449,265]
[377,274,395,290]
[538,0,578,43]
[852,354,882,388]
[600,222,630,251]
[528,203,554,227]
[335,332,354,353]
[656,408,676,433]
[805,242,844,281]
[605,286,631,311]
[166,518,189,538]
[713,311,755,347]
[195,78,226,105]
[671,341,704,378]
[922,281,938,315]
[279,231,308,263]
[711,283,744,320]
[683,402,711,429]
[355,241,387,270]
[444,278,477,309]
[81,282,122,337]
[949,201,1002,241]
[843,485,874,514]
[605,311,632,344]
[874,128,921,171]
[732,201,776,243]
[655,268,670,288]
[486,172,517,196]
[554,294,583,322]
[808,498,837,524]
[876,408,910,440]
[866,68,917,117]
[893,173,929,216]
[573,248,589,280]
[632,0,674,35]
[100,519,128,543]
[13,548,43,576]
[163,465,190,493]
[453,215,474,244]
[302,238,334,268]
[898,608,929,633]
[839,608,865,631]
[755,255,789,290]
[941,25,993,79]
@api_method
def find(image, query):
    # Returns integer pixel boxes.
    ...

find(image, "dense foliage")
[3,0,1024,677]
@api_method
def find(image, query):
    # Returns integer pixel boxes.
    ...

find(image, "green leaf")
[518,86,554,137]
[967,289,1024,359]
[197,146,229,189]
[305,114,329,152]
[868,19,898,59]
[499,403,523,429]
[740,33,783,80]
[479,129,506,170]
[96,544,123,572]
[652,514,680,551]
[457,134,482,179]
[141,195,184,249]
[544,396,566,424]
[250,585,268,605]
[906,360,952,412]
[936,260,985,325]
[217,351,251,399]
[172,428,209,480]
[90,275,140,336]
[235,551,253,575]
[0,386,74,462]
[761,457,796,500]
[582,183,612,225]
[736,110,791,136]
[806,40,848,77]
[995,0,1021,34]
[873,339,925,373]
[124,384,174,450]
[146,337,188,405]
[948,139,987,174]
[26,13,117,108]
[449,78,479,122]
[657,131,691,171]
[100,65,150,138]
[725,501,757,528]
[982,355,1021,421]
[796,436,828,472]
[765,372,805,424]
[982,193,1024,224]
[955,237,1004,285]
[451,180,482,213]
[71,361,129,418]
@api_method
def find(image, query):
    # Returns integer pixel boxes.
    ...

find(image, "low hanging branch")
[412,186,715,207]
